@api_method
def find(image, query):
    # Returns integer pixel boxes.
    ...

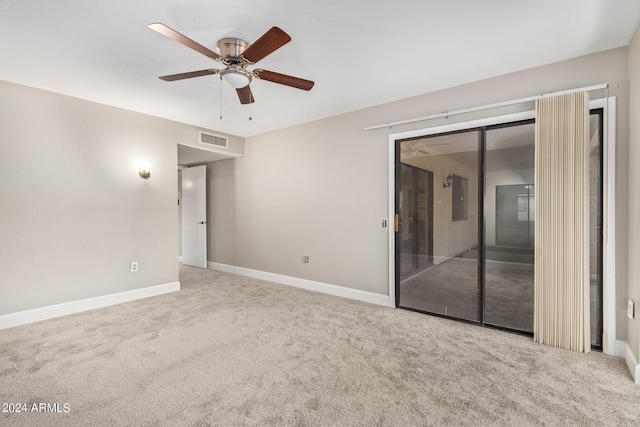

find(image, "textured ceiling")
[1,0,639,137]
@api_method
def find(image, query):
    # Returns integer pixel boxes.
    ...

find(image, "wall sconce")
[139,169,151,179]
[443,174,453,188]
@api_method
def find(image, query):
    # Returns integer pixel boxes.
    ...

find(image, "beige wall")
[0,80,209,315]
[627,25,640,365]
[207,47,631,339]
[233,116,390,294]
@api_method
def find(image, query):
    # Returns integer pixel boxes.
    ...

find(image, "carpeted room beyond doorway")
[1,265,639,426]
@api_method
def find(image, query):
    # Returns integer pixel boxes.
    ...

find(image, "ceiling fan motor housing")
[216,38,253,88]
[217,38,249,58]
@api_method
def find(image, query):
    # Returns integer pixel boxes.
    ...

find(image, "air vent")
[199,131,228,149]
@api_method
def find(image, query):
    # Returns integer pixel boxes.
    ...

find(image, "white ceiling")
[1,1,639,138]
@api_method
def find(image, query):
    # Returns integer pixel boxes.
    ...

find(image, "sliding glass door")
[396,129,481,322]
[589,109,603,348]
[484,121,536,333]
[395,112,603,347]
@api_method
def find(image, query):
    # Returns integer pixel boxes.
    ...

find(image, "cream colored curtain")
[534,92,591,353]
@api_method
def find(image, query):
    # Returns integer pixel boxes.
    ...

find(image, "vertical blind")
[534,92,591,352]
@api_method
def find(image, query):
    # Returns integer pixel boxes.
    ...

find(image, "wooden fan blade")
[236,85,255,104]
[254,69,314,91]
[242,27,291,63]
[148,23,221,61]
[159,69,219,81]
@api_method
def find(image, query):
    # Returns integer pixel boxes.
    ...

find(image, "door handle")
[198,221,207,225]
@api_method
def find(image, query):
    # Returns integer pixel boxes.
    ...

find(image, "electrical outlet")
[381,218,388,229]
[302,256,309,264]
[130,261,139,273]
[629,299,635,319]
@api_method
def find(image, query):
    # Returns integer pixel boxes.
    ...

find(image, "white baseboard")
[208,262,389,307]
[623,340,640,385]
[0,281,180,330]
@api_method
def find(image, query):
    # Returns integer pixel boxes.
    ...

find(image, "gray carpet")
[1,265,639,426]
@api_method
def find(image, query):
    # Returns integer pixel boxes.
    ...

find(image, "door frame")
[387,97,617,354]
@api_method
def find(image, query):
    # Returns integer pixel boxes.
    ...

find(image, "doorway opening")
[177,143,239,270]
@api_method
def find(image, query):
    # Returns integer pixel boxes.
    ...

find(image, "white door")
[181,165,207,268]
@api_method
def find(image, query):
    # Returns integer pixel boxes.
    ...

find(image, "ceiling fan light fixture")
[219,69,251,89]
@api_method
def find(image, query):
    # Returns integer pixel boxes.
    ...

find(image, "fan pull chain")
[219,77,223,120]
[249,100,253,121]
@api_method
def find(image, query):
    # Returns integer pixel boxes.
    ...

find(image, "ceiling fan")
[148,23,314,104]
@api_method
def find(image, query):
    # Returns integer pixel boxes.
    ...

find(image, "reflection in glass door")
[399,164,434,280]
[397,130,481,322]
[495,184,535,248]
